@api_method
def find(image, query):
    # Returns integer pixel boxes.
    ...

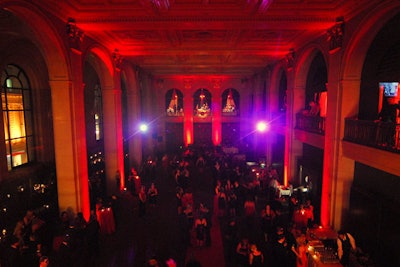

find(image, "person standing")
[249,244,264,267]
[115,170,121,192]
[291,234,308,267]
[58,234,73,267]
[236,237,250,267]
[217,189,227,217]
[270,234,290,267]
[194,215,207,247]
[86,212,100,266]
[337,230,357,267]
[176,186,184,215]
[147,182,159,208]
[260,204,275,242]
[199,203,212,247]
[39,256,49,267]
[3,235,22,267]
[138,186,147,217]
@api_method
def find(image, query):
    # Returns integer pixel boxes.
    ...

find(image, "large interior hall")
[0,1,400,267]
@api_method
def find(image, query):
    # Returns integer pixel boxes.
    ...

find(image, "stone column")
[102,69,125,195]
[284,70,304,186]
[50,18,90,219]
[50,78,90,219]
[265,69,275,167]
[212,79,222,146]
[183,79,193,146]
[125,67,142,171]
[323,50,359,227]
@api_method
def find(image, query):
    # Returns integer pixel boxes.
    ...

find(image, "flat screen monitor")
[380,82,399,97]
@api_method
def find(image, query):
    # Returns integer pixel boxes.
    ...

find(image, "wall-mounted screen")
[380,82,399,97]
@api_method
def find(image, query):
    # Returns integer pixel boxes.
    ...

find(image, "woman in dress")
[138,186,147,217]
[291,234,308,267]
[249,244,264,267]
[260,203,275,242]
[147,182,158,207]
[217,190,227,217]
[176,186,184,214]
[194,215,207,247]
[236,237,250,267]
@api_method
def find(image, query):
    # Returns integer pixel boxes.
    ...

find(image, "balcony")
[295,113,325,134]
[343,118,400,153]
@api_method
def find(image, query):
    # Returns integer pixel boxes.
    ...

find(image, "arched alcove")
[193,88,212,118]
[305,52,327,113]
[221,88,239,116]
[359,13,400,120]
[166,88,184,116]
[278,70,288,113]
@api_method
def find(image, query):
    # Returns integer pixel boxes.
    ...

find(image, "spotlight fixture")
[139,123,148,132]
[256,121,269,132]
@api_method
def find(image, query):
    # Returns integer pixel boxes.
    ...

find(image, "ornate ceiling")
[38,0,372,75]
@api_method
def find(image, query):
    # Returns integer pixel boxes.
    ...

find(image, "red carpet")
[186,205,225,267]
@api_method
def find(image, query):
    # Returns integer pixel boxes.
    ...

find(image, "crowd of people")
[164,146,322,267]
[207,156,314,267]
[1,145,358,267]
[1,209,49,267]
[0,206,102,267]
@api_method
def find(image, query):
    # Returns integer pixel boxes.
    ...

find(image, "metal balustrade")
[344,118,400,153]
[295,113,326,135]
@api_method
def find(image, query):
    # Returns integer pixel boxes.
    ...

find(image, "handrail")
[295,113,325,134]
[344,118,400,153]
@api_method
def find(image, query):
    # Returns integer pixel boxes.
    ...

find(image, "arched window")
[194,88,211,118]
[278,71,287,113]
[305,52,327,116]
[93,84,103,140]
[166,88,184,116]
[222,88,240,116]
[1,64,35,170]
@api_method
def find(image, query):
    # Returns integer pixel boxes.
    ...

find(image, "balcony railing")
[296,113,325,134]
[344,118,400,153]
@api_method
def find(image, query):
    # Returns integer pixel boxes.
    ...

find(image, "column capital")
[113,49,124,71]
[66,18,84,53]
[285,48,296,70]
[327,17,345,54]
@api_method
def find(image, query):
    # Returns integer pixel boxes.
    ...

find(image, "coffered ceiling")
[38,0,372,75]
